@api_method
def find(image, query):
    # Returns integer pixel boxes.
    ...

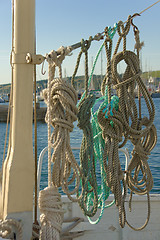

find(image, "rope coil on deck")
[39,186,64,239]
[0,219,22,240]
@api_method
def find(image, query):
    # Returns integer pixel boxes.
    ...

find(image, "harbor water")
[0,98,159,194]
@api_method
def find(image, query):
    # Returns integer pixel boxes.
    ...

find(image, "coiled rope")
[39,46,82,240]
[86,25,118,224]
[0,219,22,239]
[39,12,157,234]
[71,37,100,217]
[97,15,157,230]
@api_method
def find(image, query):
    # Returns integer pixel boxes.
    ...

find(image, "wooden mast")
[1,0,35,238]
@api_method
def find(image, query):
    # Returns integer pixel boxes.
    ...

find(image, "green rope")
[87,95,119,224]
[75,24,118,221]
[77,23,117,107]
[84,24,118,224]
[77,94,98,217]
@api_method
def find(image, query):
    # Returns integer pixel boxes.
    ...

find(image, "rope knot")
[43,78,78,131]
[77,95,96,130]
[134,29,144,51]
[117,15,131,38]
[39,186,65,239]
[46,46,72,67]
[81,36,92,52]
[111,50,140,89]
[133,141,149,161]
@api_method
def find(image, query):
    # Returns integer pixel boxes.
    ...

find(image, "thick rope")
[39,46,79,240]
[71,38,101,217]
[98,99,127,228]
[0,219,22,239]
[43,77,82,201]
[98,17,157,230]
[39,187,64,240]
[77,94,98,217]
[86,27,118,224]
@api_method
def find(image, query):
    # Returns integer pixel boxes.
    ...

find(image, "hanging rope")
[39,6,158,233]
[39,46,84,240]
[71,37,100,217]
[77,94,98,217]
[98,97,127,228]
[86,26,118,224]
[97,15,157,230]
[98,19,129,222]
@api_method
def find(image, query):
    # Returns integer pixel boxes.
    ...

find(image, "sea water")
[0,98,159,193]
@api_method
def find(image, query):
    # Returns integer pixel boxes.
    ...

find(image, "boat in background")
[0,1,160,239]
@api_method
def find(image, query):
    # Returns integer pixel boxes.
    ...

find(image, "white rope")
[39,186,64,240]
[46,46,72,186]
[0,219,22,239]
[39,46,72,240]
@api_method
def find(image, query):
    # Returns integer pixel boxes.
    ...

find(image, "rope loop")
[43,78,82,200]
[71,37,92,94]
[114,15,131,55]
[46,46,72,67]
[46,46,72,79]
[127,123,157,195]
[117,15,131,38]
[81,36,92,53]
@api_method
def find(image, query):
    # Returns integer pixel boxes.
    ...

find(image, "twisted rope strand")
[98,17,157,230]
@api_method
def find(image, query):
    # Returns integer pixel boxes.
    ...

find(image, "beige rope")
[39,46,82,240]
[101,28,113,102]
[0,219,22,239]
[43,77,82,201]
[139,0,160,15]
[39,186,64,240]
[98,17,157,230]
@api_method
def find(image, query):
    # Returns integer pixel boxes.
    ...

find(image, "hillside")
[141,71,160,79]
[0,71,160,94]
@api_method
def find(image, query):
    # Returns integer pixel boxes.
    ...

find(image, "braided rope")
[73,26,118,222]
[0,219,22,239]
[85,26,118,224]
[39,187,64,240]
[39,46,81,240]
[98,100,127,228]
[43,77,82,201]
[97,18,157,230]
[71,37,100,217]
[77,94,98,217]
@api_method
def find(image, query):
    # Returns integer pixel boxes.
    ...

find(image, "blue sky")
[0,0,160,84]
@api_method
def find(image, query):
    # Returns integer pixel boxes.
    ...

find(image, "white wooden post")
[1,0,35,239]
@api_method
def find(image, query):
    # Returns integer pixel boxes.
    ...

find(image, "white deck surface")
[0,194,160,239]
